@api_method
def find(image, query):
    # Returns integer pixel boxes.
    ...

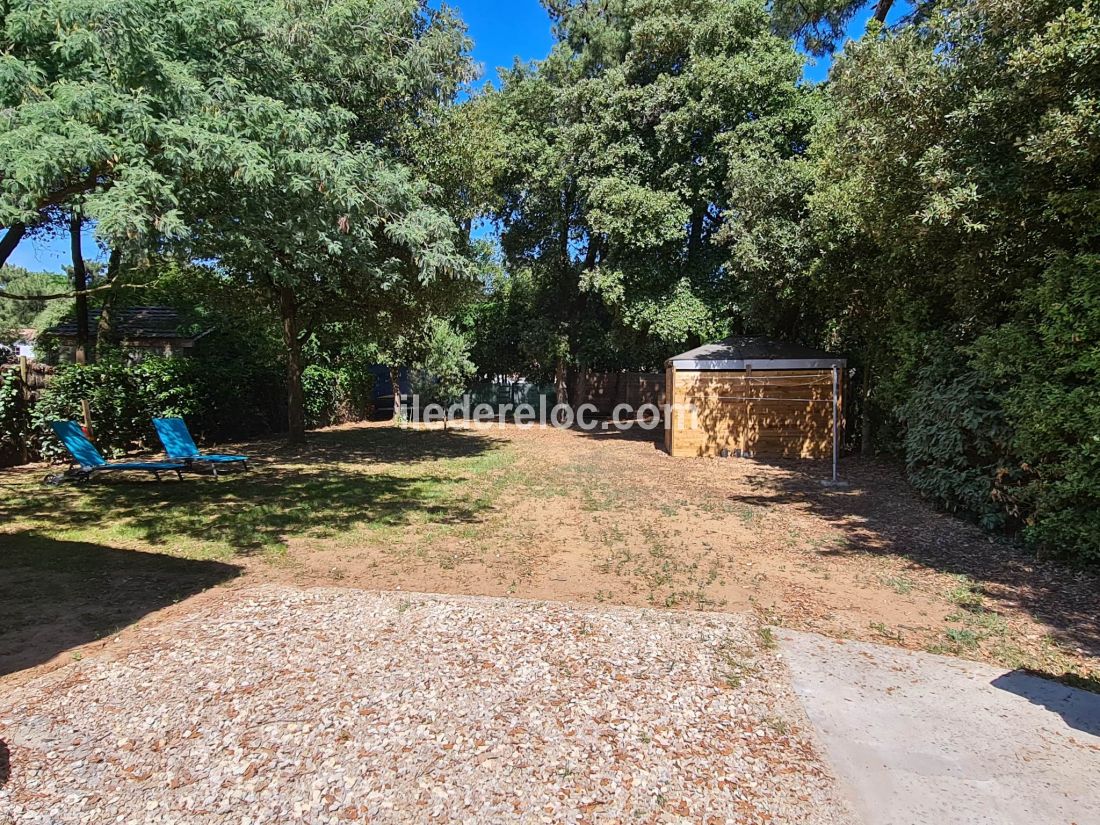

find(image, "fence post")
[17,356,30,463]
[81,398,94,439]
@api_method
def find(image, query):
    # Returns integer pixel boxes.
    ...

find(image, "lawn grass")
[0,426,514,562]
[0,425,515,676]
[2,421,1097,693]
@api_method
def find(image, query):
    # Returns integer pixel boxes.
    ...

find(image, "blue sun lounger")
[48,421,186,484]
[153,418,250,477]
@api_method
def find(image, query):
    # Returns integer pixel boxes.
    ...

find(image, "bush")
[31,361,151,461]
[973,254,1100,561]
[410,319,475,423]
[0,368,30,463]
[27,353,373,462]
[137,356,285,442]
[900,353,1019,532]
[302,365,343,427]
[896,254,1100,562]
[302,364,374,428]
[30,356,282,461]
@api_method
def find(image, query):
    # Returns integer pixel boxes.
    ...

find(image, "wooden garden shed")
[664,336,845,462]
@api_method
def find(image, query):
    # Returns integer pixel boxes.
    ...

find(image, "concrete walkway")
[780,630,1100,825]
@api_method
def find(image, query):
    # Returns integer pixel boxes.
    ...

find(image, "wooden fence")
[572,371,665,416]
[460,373,667,418]
[12,358,53,401]
[0,358,54,466]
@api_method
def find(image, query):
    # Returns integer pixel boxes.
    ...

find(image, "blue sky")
[8,224,101,274]
[453,0,556,89]
[6,0,907,273]
[452,0,914,87]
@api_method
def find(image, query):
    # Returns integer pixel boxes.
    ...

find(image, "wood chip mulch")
[0,586,853,824]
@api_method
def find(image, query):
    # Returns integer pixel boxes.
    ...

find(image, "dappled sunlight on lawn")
[0,426,510,559]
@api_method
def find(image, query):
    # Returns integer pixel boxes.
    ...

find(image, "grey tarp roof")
[667,336,845,370]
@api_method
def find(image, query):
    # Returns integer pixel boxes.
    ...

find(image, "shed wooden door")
[666,368,838,459]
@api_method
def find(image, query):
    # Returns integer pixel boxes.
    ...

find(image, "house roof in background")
[48,307,194,340]
[668,336,845,370]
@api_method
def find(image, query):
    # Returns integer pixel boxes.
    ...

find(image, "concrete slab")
[779,630,1100,825]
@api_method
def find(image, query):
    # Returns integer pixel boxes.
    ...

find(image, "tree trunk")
[70,211,90,365]
[571,365,590,409]
[555,357,568,406]
[860,365,874,457]
[390,365,402,423]
[0,222,26,268]
[582,236,599,271]
[17,355,30,464]
[686,205,705,271]
[874,0,895,23]
[94,247,123,359]
[555,189,575,412]
[565,238,602,410]
[279,286,306,444]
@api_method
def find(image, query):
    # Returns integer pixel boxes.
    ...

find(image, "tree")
[482,0,809,400]
[366,260,481,424]
[768,1,934,56]
[410,318,476,429]
[717,79,823,342]
[165,0,476,443]
[807,0,1100,557]
[2,0,479,440]
[461,260,538,383]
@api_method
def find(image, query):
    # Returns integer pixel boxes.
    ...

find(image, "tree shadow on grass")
[565,422,665,447]
[266,425,508,467]
[0,531,241,677]
[0,429,505,677]
[729,456,1100,661]
[1,470,493,555]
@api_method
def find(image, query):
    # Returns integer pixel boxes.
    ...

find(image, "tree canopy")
[174,0,477,440]
[478,0,811,389]
[768,0,915,55]
[0,267,68,335]
[0,0,293,265]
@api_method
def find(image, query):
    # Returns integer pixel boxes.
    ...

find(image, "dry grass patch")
[1,421,1097,690]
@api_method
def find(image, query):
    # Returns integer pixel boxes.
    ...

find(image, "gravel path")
[0,587,853,824]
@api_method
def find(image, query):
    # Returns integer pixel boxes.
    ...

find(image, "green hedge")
[972,254,1100,561]
[11,355,371,463]
[26,358,277,461]
[0,369,30,463]
[893,254,1100,562]
[900,356,1020,533]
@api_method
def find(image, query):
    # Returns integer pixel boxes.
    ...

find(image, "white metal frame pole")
[831,365,839,483]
